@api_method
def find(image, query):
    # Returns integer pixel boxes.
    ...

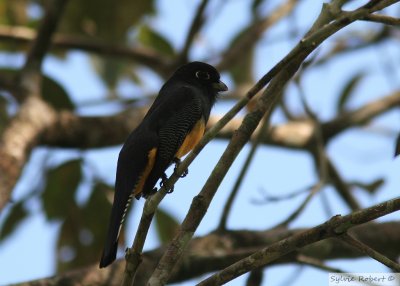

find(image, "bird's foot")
[173,157,189,178]
[160,173,174,193]
[143,188,157,199]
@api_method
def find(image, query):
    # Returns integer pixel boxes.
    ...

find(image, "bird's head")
[173,61,228,94]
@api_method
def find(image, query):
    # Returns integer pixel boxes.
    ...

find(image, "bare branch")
[0,25,171,76]
[0,97,56,210]
[0,0,68,210]
[339,233,400,271]
[217,115,271,231]
[361,14,400,26]
[179,0,210,63]
[16,0,69,99]
[217,0,299,71]
[11,221,400,286]
[197,197,400,285]
[147,2,400,284]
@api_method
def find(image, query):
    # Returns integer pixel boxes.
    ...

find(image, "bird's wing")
[100,127,158,268]
[141,85,205,196]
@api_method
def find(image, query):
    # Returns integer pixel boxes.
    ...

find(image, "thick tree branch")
[0,0,67,211]
[40,107,148,148]
[11,221,400,286]
[37,91,400,151]
[0,25,171,76]
[0,97,57,210]
[198,197,400,285]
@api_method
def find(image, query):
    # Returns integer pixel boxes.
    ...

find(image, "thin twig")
[15,0,69,99]
[179,0,210,62]
[251,185,311,204]
[339,233,400,272]
[217,115,271,231]
[326,158,361,211]
[273,81,328,228]
[296,254,346,273]
[217,0,299,71]
[361,14,400,26]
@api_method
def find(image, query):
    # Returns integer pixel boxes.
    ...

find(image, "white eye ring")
[195,71,210,80]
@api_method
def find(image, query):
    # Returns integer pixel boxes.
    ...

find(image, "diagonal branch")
[217,115,271,231]
[339,233,400,271]
[11,221,400,285]
[146,1,400,284]
[179,0,210,63]
[217,0,299,71]
[15,0,69,99]
[197,197,400,285]
[361,14,400,26]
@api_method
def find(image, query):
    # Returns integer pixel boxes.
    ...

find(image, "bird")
[99,61,228,268]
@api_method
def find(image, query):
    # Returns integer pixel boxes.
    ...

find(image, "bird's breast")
[175,119,205,159]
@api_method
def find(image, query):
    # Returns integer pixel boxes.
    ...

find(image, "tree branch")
[0,0,68,210]
[179,0,210,63]
[15,0,69,99]
[11,221,400,286]
[339,233,400,271]
[217,0,299,71]
[197,197,400,285]
[361,14,400,26]
[146,1,400,284]
[0,25,171,76]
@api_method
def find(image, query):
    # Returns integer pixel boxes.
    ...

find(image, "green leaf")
[60,0,155,42]
[227,25,255,85]
[56,182,115,271]
[0,69,74,110]
[82,182,116,250]
[42,76,74,110]
[138,25,174,56]
[337,72,365,112]
[155,207,179,244]
[42,159,82,220]
[0,201,28,241]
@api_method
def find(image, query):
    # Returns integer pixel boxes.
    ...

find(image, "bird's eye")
[195,71,210,80]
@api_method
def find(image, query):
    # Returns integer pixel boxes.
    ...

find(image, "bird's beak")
[212,80,228,92]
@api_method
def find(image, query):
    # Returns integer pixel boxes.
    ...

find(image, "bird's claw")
[173,157,188,178]
[160,173,174,193]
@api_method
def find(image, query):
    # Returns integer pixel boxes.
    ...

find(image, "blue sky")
[0,0,400,285]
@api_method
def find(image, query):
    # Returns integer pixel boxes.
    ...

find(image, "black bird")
[99,61,228,268]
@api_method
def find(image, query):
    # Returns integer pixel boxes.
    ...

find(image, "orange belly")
[175,119,205,159]
[133,147,157,196]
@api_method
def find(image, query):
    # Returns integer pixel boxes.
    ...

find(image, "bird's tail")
[99,209,121,268]
[99,195,131,268]
[99,238,118,268]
